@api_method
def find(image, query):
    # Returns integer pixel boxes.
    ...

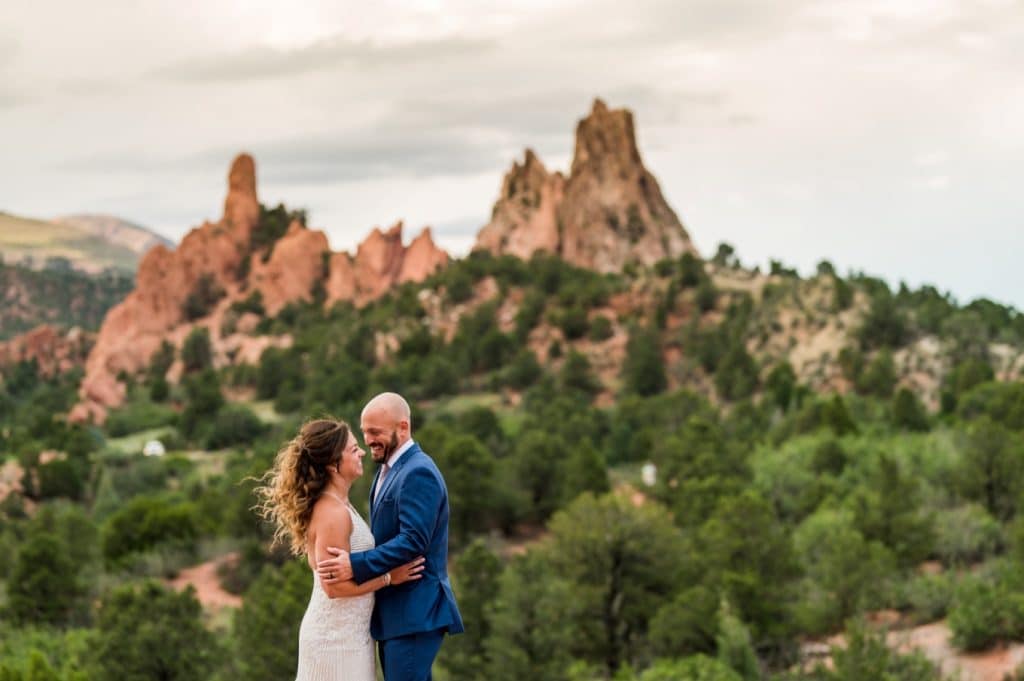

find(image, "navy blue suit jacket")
[351,442,464,641]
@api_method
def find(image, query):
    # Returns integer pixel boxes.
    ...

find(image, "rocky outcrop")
[398,228,448,283]
[71,156,449,423]
[473,99,697,272]
[561,99,694,270]
[325,222,448,307]
[248,221,330,316]
[72,154,261,424]
[474,150,564,260]
[76,101,701,422]
[0,324,92,377]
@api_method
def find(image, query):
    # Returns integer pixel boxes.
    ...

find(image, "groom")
[318,392,463,681]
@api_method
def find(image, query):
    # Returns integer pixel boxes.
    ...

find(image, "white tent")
[143,440,166,457]
[641,462,657,487]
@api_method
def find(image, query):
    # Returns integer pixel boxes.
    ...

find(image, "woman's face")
[336,432,365,482]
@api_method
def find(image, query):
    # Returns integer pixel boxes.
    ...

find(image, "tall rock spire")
[71,154,263,423]
[223,153,260,238]
[473,98,697,272]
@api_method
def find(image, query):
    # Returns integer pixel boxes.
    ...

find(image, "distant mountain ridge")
[52,214,173,257]
[0,211,169,274]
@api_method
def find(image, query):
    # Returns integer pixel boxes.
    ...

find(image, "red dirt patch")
[168,553,243,612]
[808,619,1024,681]
[887,621,1024,681]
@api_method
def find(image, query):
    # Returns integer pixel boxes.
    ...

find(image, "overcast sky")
[2,0,1022,308]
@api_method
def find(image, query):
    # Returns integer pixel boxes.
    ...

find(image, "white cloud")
[0,0,1021,308]
[913,174,952,190]
[154,34,496,83]
[914,151,948,167]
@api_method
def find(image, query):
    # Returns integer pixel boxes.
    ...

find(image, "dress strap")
[322,490,348,505]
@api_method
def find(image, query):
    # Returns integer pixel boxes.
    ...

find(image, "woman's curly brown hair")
[254,418,351,555]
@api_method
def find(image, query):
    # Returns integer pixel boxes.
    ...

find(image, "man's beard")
[372,431,399,463]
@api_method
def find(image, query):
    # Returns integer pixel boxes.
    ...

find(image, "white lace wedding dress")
[296,504,376,681]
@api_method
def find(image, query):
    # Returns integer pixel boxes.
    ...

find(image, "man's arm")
[319,466,442,585]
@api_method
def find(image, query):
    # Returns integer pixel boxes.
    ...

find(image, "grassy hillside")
[0,211,142,274]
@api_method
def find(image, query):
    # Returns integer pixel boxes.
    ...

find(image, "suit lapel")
[369,443,420,521]
[376,443,419,508]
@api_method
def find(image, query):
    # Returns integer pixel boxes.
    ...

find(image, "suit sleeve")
[351,466,443,584]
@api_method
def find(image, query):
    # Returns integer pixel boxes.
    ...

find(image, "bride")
[256,418,424,681]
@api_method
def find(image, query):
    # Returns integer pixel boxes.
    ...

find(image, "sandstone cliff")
[70,155,448,423]
[325,222,448,307]
[473,99,697,272]
[71,154,261,423]
[473,150,564,260]
[248,221,330,316]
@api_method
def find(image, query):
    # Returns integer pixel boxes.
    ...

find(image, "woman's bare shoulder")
[309,493,350,520]
[309,495,352,533]
[306,496,353,565]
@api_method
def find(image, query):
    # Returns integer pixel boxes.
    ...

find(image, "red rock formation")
[325,222,448,307]
[72,154,260,424]
[474,150,564,260]
[224,154,260,239]
[325,251,358,305]
[71,154,450,423]
[0,324,92,377]
[400,227,449,283]
[473,99,697,272]
[248,221,330,316]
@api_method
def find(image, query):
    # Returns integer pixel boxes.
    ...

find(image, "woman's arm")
[310,503,423,599]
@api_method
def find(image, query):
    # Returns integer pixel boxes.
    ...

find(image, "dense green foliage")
[622,325,667,396]
[89,581,220,680]
[0,260,133,340]
[230,559,311,680]
[7,533,86,626]
[2,250,1024,680]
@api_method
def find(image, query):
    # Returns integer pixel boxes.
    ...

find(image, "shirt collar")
[386,439,415,468]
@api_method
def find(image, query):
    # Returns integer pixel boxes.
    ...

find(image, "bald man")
[317,392,463,681]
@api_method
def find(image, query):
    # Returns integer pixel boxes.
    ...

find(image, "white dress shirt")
[374,439,415,500]
[385,438,415,469]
